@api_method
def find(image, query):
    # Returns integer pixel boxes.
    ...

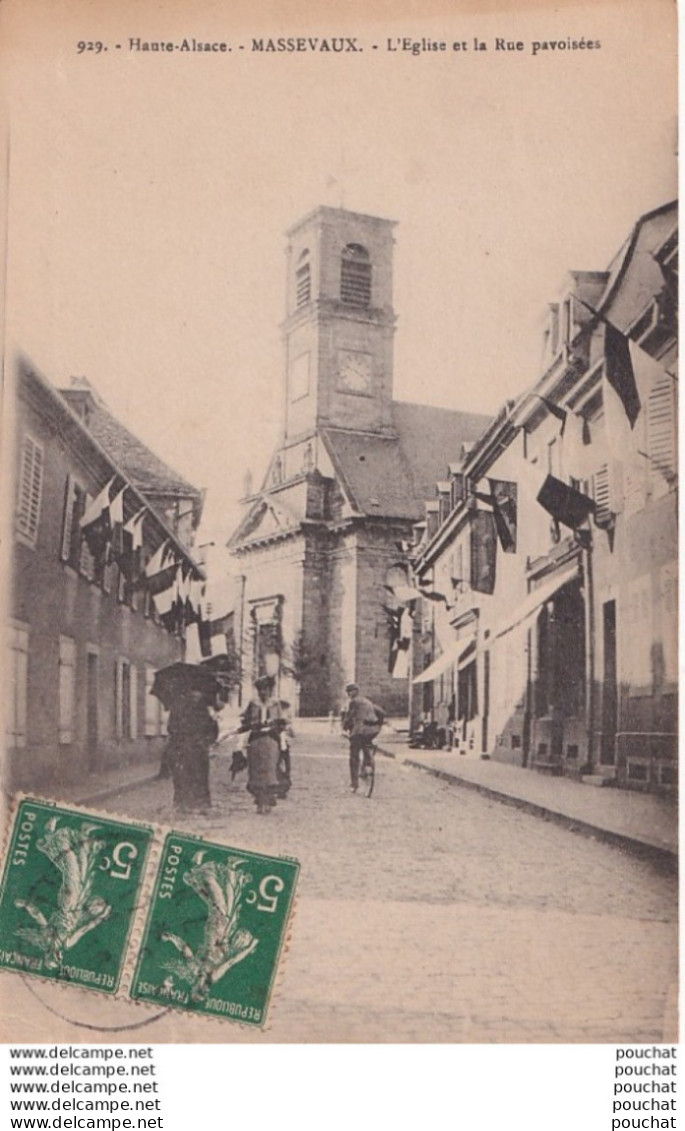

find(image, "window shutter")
[16,436,44,546]
[646,375,676,495]
[7,624,29,748]
[129,666,138,740]
[114,659,122,741]
[58,636,77,744]
[61,475,77,562]
[592,464,612,527]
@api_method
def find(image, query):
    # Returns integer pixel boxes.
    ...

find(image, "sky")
[3,0,677,547]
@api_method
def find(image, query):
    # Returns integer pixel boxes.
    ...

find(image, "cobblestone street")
[2,731,677,1044]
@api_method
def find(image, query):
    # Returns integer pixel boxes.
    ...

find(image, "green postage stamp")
[131,833,299,1025]
[0,798,153,993]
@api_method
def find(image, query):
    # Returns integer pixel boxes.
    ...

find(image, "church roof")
[322,401,491,520]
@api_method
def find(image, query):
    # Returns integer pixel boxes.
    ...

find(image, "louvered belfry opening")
[296,251,311,307]
[340,243,371,307]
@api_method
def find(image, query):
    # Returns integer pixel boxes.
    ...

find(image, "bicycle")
[348,735,377,798]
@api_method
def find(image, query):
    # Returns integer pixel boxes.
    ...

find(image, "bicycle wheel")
[361,746,376,798]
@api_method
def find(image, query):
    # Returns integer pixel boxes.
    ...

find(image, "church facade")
[228,207,489,716]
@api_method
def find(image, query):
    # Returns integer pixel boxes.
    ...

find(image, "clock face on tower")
[338,350,373,395]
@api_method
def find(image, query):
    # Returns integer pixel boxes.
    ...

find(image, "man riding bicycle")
[342,683,385,792]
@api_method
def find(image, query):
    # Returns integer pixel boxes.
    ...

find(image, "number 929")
[77,41,105,54]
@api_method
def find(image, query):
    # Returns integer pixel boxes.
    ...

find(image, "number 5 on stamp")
[0,799,154,993]
[131,833,300,1025]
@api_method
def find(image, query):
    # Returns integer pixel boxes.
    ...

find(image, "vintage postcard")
[0,0,678,1046]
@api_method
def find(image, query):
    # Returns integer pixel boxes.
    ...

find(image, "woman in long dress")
[240,676,284,814]
[166,689,218,813]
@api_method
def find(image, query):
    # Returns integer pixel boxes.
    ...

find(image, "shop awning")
[413,632,477,684]
[494,561,580,640]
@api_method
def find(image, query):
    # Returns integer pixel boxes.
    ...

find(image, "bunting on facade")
[536,473,595,529]
[79,476,117,560]
[532,394,568,434]
[116,507,146,580]
[603,324,667,459]
[144,541,179,595]
[387,604,413,678]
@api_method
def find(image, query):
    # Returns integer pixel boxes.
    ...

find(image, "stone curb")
[379,746,677,873]
[76,773,160,807]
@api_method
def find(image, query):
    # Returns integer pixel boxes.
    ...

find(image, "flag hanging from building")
[470,510,497,594]
[533,395,567,434]
[536,474,595,529]
[80,477,116,560]
[117,507,145,580]
[144,540,178,595]
[605,322,641,428]
[603,323,666,459]
[387,605,413,677]
[108,487,126,558]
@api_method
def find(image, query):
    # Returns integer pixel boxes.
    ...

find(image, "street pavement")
[1,730,677,1043]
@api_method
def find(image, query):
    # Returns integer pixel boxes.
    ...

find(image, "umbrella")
[150,662,222,710]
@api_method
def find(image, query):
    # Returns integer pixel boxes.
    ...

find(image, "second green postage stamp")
[0,798,153,994]
[131,833,299,1025]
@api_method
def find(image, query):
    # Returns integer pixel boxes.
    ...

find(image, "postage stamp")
[0,798,154,995]
[131,833,300,1025]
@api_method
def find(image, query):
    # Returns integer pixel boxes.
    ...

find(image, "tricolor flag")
[108,487,126,558]
[536,474,595,530]
[144,541,179,596]
[80,477,116,560]
[603,324,665,459]
[117,507,145,580]
[533,395,567,434]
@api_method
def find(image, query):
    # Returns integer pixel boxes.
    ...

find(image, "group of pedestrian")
[163,673,293,816]
[162,672,384,813]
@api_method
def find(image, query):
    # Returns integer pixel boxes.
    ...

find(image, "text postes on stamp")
[131,833,299,1025]
[0,799,154,994]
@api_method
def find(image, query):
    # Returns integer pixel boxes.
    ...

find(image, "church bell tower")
[282,207,397,445]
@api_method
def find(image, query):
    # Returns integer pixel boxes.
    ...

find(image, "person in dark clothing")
[166,689,218,814]
[341,683,385,791]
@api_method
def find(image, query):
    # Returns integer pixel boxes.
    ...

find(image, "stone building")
[7,355,204,790]
[228,206,489,716]
[411,201,677,791]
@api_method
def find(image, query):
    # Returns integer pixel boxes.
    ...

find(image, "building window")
[340,243,371,307]
[295,250,311,307]
[7,622,29,748]
[58,636,77,744]
[61,474,96,576]
[79,505,97,581]
[144,665,159,736]
[16,434,44,547]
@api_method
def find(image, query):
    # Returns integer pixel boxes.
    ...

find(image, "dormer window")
[340,244,371,307]
[296,250,311,307]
